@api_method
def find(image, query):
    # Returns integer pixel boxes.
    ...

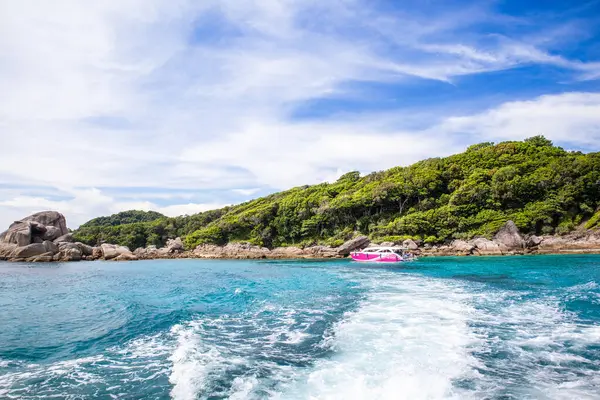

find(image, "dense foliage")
[73,209,229,250]
[79,210,166,228]
[73,137,600,250]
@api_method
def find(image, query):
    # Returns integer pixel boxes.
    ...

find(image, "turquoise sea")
[0,255,599,399]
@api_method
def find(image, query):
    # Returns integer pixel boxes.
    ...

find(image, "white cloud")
[438,92,600,147]
[0,187,226,229]
[0,1,599,229]
[231,188,261,196]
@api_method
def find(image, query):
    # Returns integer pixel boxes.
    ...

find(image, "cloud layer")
[1,0,599,228]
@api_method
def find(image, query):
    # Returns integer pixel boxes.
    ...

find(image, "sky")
[1,0,600,228]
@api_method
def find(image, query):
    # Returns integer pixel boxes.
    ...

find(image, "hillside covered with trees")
[73,137,600,250]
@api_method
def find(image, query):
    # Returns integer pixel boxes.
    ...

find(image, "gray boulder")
[526,235,543,247]
[472,238,504,255]
[402,239,419,250]
[92,247,103,259]
[100,243,119,260]
[100,243,133,260]
[58,242,80,251]
[305,245,339,258]
[28,221,47,235]
[337,236,370,255]
[494,221,525,250]
[75,242,94,256]
[60,248,82,261]
[43,240,59,254]
[54,234,74,244]
[0,221,32,246]
[166,237,184,253]
[270,246,306,258]
[0,243,17,258]
[43,226,62,241]
[113,253,138,261]
[11,243,48,259]
[451,240,474,253]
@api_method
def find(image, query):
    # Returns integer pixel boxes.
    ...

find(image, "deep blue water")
[0,256,599,399]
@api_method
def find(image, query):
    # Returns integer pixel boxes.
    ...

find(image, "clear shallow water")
[0,256,599,400]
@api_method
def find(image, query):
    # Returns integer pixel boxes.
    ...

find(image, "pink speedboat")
[351,247,415,263]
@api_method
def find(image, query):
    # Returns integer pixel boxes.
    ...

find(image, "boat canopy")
[360,246,409,253]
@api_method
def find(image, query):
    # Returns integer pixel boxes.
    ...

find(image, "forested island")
[71,137,600,252]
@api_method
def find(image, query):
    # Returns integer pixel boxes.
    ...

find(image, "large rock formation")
[18,211,68,236]
[337,236,370,255]
[0,212,68,247]
[0,211,71,261]
[493,220,526,250]
[0,211,130,262]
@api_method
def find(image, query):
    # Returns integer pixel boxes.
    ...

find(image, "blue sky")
[1,0,600,228]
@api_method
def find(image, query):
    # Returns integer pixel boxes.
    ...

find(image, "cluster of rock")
[191,243,332,259]
[133,238,185,259]
[421,221,600,256]
[0,212,139,262]
[190,236,371,259]
[131,236,371,260]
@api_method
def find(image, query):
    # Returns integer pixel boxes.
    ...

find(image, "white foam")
[229,375,259,399]
[166,297,336,399]
[169,322,213,400]
[275,273,483,400]
[0,332,175,399]
[168,320,253,400]
[468,291,600,399]
[266,309,312,345]
[566,281,599,291]
[281,330,311,344]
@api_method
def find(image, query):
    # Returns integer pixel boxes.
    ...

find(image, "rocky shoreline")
[1,212,599,263]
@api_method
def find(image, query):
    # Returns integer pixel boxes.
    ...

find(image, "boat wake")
[275,273,483,399]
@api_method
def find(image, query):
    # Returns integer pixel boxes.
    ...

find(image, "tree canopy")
[79,210,166,228]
